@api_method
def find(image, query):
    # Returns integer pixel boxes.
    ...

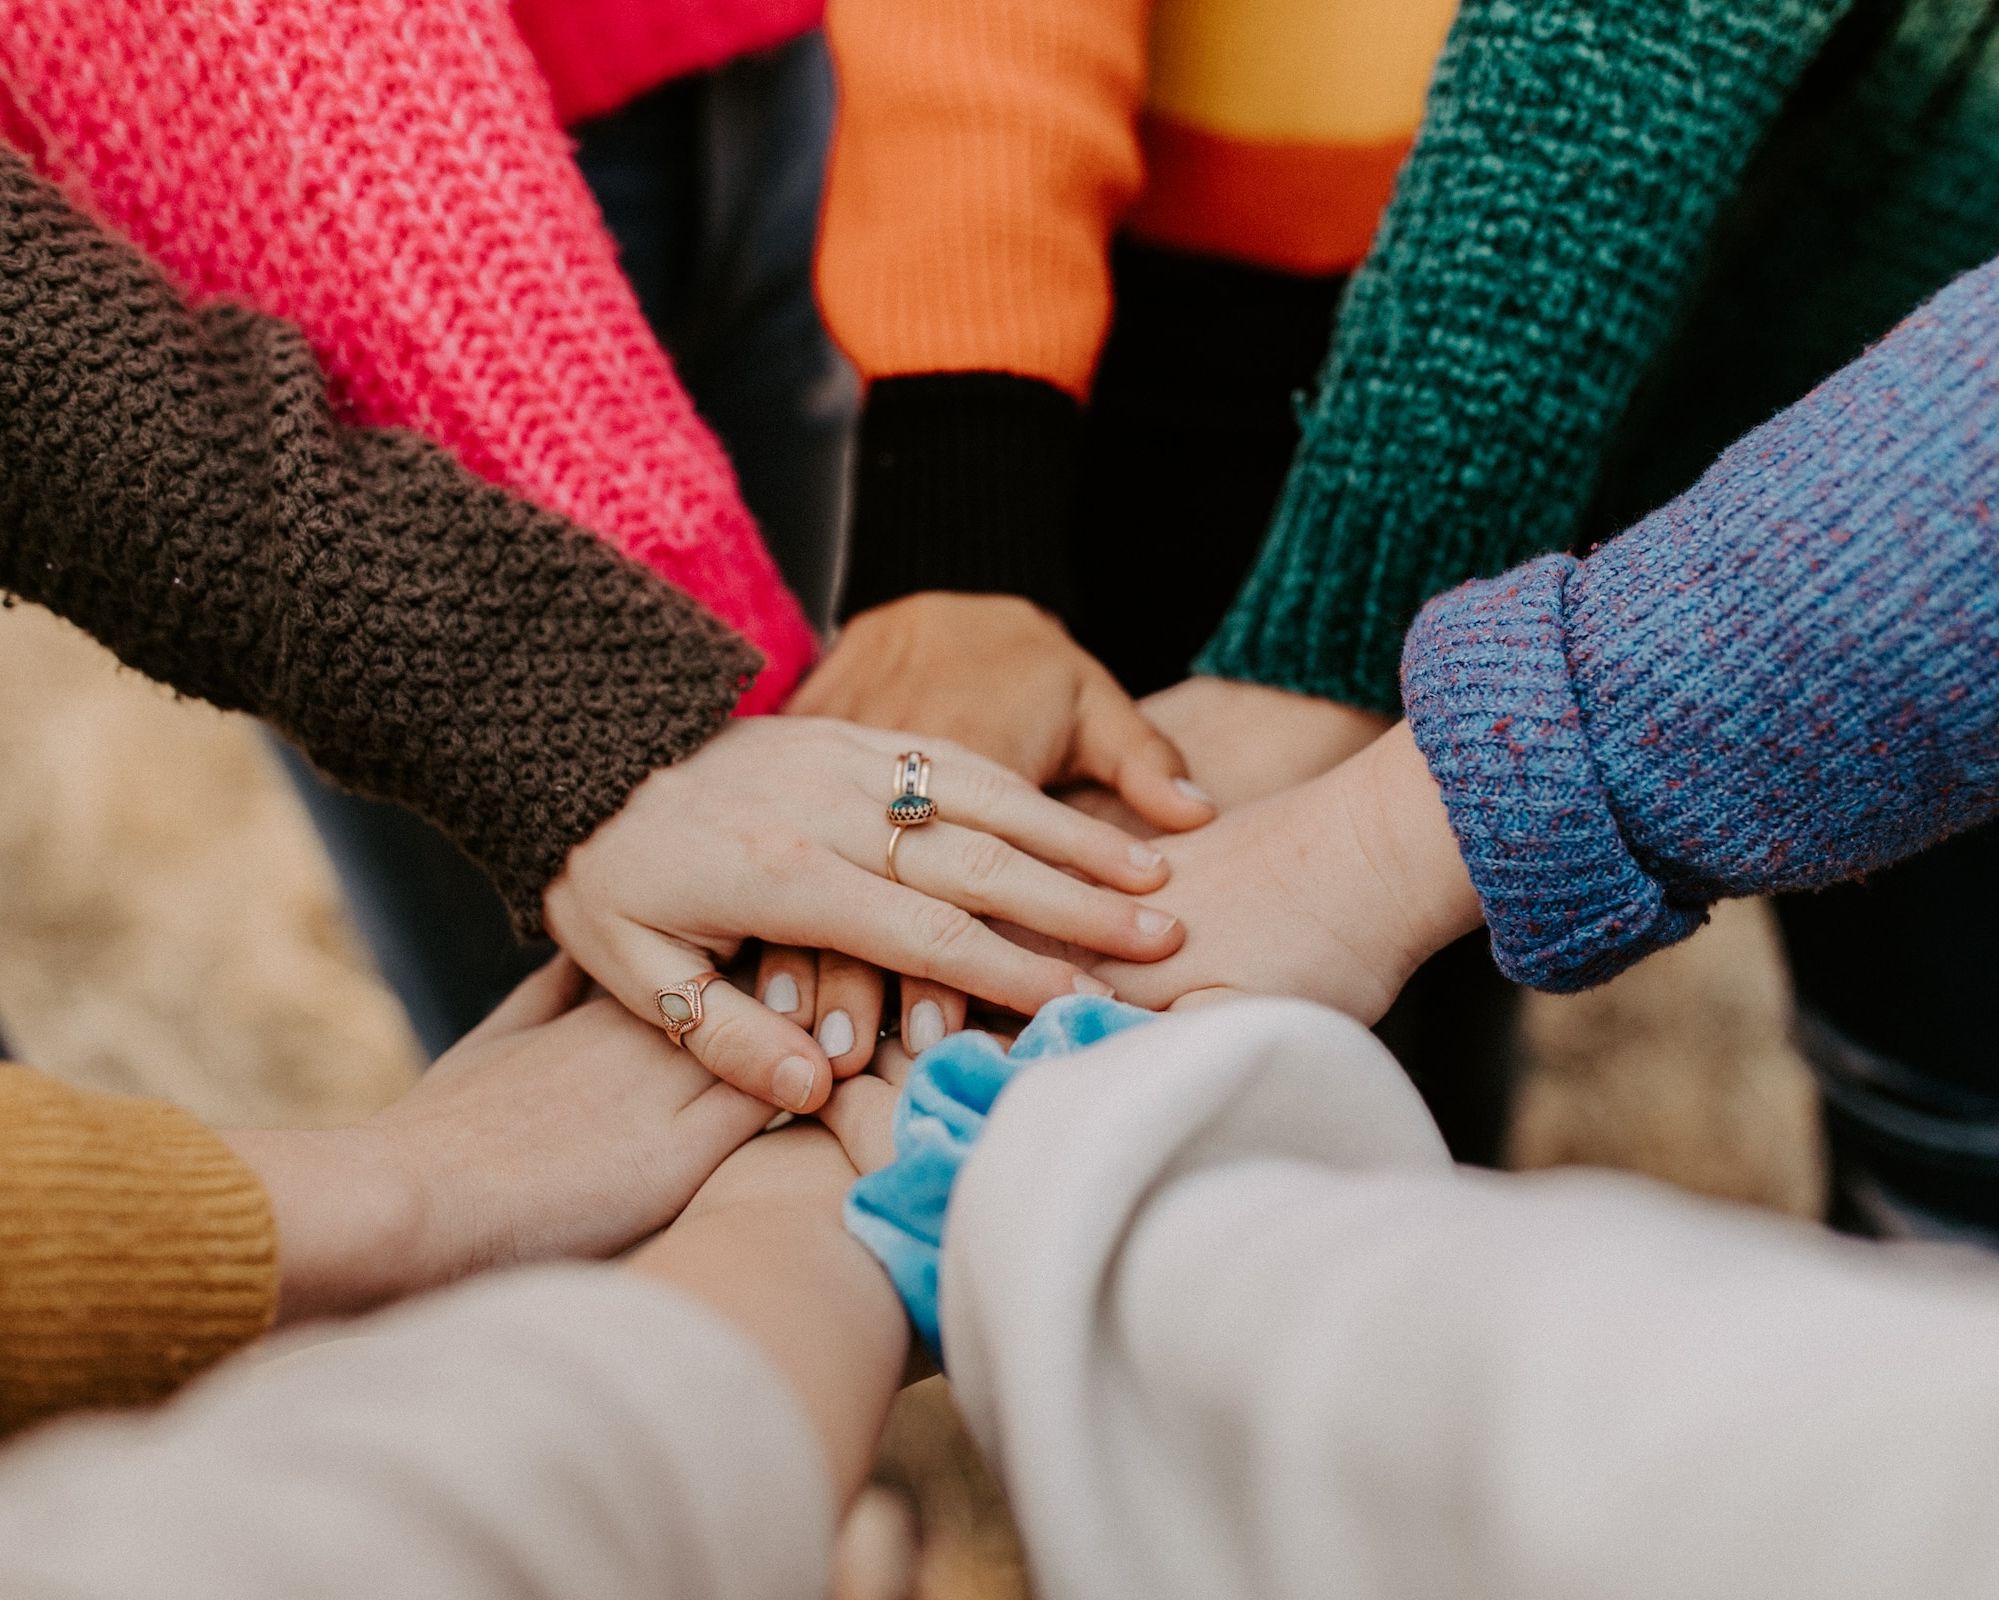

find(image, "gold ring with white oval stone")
[654,971,721,1046]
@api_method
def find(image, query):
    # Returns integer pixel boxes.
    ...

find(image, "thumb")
[462,953,588,1042]
[1069,672,1216,833]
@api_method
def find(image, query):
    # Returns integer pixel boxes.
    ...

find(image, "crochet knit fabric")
[0,150,758,935]
[0,0,815,711]
[1201,0,1859,714]
[1402,255,1999,992]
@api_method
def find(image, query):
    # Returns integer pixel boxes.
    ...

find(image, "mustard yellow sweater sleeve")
[0,1067,277,1436]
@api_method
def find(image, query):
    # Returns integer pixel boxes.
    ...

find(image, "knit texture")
[0,1068,276,1437]
[1403,256,1999,991]
[0,0,814,711]
[1587,0,1999,538]
[1202,0,1859,714]
[838,374,1085,623]
[0,150,758,935]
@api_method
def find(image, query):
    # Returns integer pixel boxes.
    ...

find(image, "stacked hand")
[544,717,1183,1114]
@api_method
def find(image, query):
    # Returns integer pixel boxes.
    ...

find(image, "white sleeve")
[0,1265,833,1600]
[941,997,1999,1600]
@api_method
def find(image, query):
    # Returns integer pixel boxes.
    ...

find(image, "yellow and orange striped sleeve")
[817,0,1152,398]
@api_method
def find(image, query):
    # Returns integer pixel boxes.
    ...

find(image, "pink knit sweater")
[514,0,823,128]
[0,0,816,712]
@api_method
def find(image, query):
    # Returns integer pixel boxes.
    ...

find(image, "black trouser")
[1781,823,1999,1244]
[1072,238,1518,1164]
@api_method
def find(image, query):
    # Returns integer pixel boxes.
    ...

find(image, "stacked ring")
[886,750,938,884]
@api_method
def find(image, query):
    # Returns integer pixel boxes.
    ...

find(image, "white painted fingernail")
[1136,907,1177,938]
[1174,778,1214,807]
[763,973,800,1013]
[1073,974,1115,997]
[772,1056,816,1112]
[907,999,947,1054]
[818,1009,856,1058]
[1128,842,1164,872]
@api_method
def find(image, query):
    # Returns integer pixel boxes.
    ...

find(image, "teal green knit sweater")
[1200,0,1999,715]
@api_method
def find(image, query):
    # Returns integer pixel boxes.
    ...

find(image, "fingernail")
[907,999,947,1054]
[1128,841,1165,872]
[818,1009,856,1058]
[1135,907,1177,938]
[763,973,801,1014]
[1073,974,1115,997]
[1174,778,1214,808]
[772,1055,816,1112]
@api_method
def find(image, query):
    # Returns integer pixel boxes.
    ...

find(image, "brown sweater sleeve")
[0,1067,277,1437]
[0,148,761,935]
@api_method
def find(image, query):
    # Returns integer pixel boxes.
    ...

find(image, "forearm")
[943,1003,1999,1600]
[0,0,815,701]
[1404,255,1999,989]
[631,1128,908,1504]
[0,1267,835,1600]
[0,151,756,931]
[0,1069,276,1436]
[1202,0,1855,713]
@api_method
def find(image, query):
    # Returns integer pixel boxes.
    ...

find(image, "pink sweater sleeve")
[0,0,815,712]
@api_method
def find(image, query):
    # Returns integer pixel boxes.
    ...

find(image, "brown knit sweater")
[0,146,762,934]
[0,147,764,1430]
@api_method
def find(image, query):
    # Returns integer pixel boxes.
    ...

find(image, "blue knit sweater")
[1403,256,1999,992]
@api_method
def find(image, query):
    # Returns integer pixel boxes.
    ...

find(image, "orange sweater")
[818,0,1458,398]
[0,1068,277,1436]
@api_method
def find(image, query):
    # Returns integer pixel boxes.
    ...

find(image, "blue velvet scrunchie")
[844,995,1154,1362]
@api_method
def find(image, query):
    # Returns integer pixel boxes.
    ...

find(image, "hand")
[788,594,1217,832]
[1140,677,1393,811]
[1093,723,1483,1021]
[226,957,772,1324]
[544,718,1183,1112]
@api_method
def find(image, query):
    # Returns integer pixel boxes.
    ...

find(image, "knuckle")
[914,899,982,961]
[954,761,1013,816]
[955,831,1013,893]
[692,1005,762,1070]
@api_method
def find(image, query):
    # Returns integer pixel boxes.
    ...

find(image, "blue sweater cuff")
[844,996,1155,1363]
[1401,554,1708,991]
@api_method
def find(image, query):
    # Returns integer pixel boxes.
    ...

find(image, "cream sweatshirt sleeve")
[0,1266,833,1600]
[941,999,1999,1600]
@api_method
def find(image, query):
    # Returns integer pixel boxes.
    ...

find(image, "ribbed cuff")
[0,1069,277,1435]
[1400,555,1707,991]
[1194,458,1420,718]
[839,374,1085,623]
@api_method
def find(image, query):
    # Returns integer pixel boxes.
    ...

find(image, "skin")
[773,594,1221,1067]
[544,718,1181,1115]
[625,1121,908,1507]
[225,957,773,1324]
[770,608,1393,1058]
[1095,721,1484,1021]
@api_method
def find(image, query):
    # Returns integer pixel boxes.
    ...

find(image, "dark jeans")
[283,34,853,1058]
[1072,238,1519,1164]
[1783,821,1999,1246]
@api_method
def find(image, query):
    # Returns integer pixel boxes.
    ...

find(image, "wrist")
[223,1125,426,1324]
[1341,721,1483,970]
[630,1129,905,1500]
